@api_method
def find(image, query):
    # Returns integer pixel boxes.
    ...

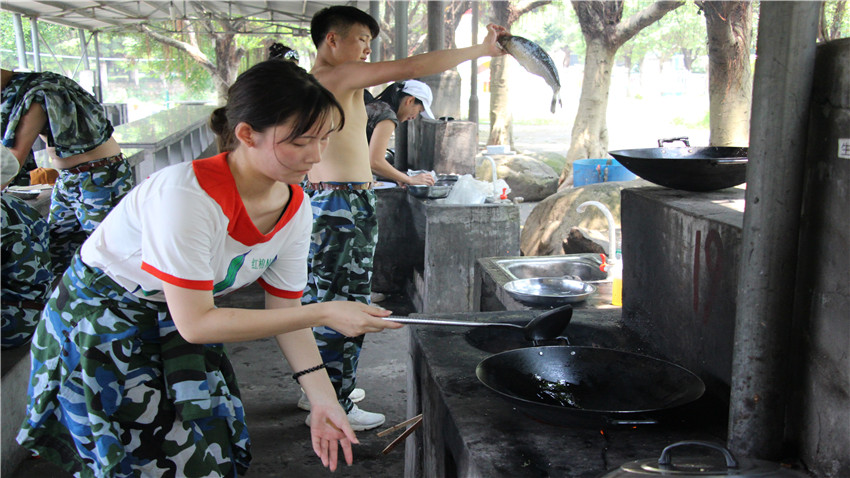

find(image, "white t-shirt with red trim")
[81,152,311,302]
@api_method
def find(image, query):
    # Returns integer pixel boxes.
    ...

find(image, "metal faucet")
[576,201,618,266]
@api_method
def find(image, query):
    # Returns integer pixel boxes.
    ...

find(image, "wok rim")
[608,146,748,163]
[475,345,706,415]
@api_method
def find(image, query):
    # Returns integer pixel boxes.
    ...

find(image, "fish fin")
[550,90,562,114]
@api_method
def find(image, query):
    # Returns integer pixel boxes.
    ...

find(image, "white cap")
[401,80,434,119]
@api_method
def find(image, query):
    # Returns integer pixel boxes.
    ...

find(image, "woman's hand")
[406,173,436,186]
[482,24,509,57]
[308,399,359,471]
[314,301,402,337]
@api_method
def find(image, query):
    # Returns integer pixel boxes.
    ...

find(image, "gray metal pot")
[600,441,810,477]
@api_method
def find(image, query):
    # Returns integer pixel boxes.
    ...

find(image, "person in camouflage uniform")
[1,190,53,349]
[1,69,134,276]
[303,6,505,430]
[301,184,378,421]
[16,60,400,478]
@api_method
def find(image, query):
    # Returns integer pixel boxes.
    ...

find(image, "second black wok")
[476,346,705,425]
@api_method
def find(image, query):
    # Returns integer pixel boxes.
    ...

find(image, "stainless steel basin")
[493,254,608,283]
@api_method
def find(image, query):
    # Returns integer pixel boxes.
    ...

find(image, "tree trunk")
[212,31,244,103]
[561,38,615,184]
[704,1,752,146]
[487,0,552,146]
[138,18,245,106]
[488,0,513,147]
[559,0,683,186]
[488,54,513,146]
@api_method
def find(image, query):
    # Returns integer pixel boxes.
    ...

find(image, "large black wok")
[476,346,705,426]
[608,146,747,192]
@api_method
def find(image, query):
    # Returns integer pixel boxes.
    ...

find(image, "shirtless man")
[300,5,506,430]
[1,69,133,275]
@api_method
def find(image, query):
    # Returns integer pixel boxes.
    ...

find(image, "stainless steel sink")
[492,254,609,283]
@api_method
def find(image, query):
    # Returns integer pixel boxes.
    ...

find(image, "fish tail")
[550,91,561,114]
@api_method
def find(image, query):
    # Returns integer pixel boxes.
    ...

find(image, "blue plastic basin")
[573,158,637,186]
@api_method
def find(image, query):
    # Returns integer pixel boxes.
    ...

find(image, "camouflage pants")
[1,193,53,349]
[17,254,251,478]
[302,187,377,412]
[49,157,134,276]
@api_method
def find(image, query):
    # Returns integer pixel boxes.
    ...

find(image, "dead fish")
[498,34,562,114]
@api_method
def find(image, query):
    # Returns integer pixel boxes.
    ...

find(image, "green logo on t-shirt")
[213,251,248,294]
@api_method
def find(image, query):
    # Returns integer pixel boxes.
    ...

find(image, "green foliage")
[1,13,86,74]
[1,12,216,103]
[512,2,585,58]
[822,1,850,40]
[617,1,707,73]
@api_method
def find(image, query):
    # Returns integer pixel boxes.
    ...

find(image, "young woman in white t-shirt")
[17,60,402,478]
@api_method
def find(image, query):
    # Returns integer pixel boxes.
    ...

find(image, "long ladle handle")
[385,316,522,329]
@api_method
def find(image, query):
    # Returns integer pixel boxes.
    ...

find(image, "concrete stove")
[404,309,728,478]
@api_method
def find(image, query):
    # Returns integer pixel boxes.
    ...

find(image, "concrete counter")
[113,104,216,180]
[407,196,520,313]
[621,186,745,400]
[404,309,728,478]
[373,186,520,314]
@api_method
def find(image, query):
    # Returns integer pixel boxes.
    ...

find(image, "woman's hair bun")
[269,43,298,63]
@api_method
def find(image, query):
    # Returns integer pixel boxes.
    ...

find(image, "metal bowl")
[5,186,44,200]
[608,147,747,192]
[503,278,596,306]
[408,184,452,199]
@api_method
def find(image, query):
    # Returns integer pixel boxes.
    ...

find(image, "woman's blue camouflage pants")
[17,254,250,477]
[302,187,377,413]
[49,158,134,276]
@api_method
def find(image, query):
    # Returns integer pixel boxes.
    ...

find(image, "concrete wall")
[373,188,521,313]
[621,187,745,399]
[789,38,850,478]
[407,118,478,176]
[409,199,520,313]
[373,188,419,294]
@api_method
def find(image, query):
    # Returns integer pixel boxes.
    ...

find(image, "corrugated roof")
[1,1,367,32]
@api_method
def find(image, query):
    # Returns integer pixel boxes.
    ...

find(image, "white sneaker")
[306,404,385,431]
[345,404,385,431]
[297,388,365,411]
[348,387,366,403]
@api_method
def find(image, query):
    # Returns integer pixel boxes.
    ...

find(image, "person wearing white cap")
[365,80,436,187]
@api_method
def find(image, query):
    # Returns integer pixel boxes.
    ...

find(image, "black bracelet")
[292,363,327,382]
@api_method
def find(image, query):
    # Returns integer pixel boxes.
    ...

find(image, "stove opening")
[445,444,458,478]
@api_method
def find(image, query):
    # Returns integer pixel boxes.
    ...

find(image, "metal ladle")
[385,304,573,342]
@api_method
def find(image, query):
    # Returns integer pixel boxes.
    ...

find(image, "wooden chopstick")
[379,414,423,455]
[376,414,423,437]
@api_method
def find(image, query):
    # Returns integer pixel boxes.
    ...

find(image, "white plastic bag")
[444,174,511,205]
